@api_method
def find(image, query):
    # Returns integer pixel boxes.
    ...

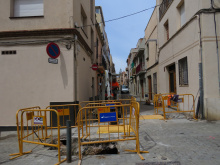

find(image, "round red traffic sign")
[46,42,60,59]
[91,64,98,71]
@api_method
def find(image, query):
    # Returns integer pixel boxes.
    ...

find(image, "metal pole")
[66,120,72,163]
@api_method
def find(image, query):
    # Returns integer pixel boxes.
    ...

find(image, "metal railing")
[136,63,145,75]
[159,0,174,20]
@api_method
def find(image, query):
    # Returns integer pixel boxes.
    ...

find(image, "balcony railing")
[132,67,136,76]
[136,63,145,75]
[159,0,174,21]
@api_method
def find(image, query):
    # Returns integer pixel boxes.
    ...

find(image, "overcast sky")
[95,0,156,73]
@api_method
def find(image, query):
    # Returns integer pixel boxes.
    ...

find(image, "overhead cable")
[76,5,160,29]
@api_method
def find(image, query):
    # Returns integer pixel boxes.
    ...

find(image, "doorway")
[168,64,176,93]
[148,76,152,100]
[140,79,144,98]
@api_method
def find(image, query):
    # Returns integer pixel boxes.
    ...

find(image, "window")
[153,73,157,94]
[179,57,188,86]
[164,20,169,41]
[13,0,43,17]
[90,0,94,21]
[81,6,88,35]
[1,50,17,55]
[177,0,185,27]
[146,43,149,60]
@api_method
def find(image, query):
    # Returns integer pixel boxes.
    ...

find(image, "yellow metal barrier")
[10,109,66,165]
[76,101,148,164]
[154,94,196,119]
[79,96,135,108]
[154,93,175,115]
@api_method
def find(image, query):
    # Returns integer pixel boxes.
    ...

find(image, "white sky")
[95,0,156,73]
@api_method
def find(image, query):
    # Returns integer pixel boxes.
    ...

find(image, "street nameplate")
[48,58,58,64]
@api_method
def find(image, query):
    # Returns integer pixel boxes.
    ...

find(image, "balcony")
[136,63,146,75]
[132,67,136,76]
[159,0,174,21]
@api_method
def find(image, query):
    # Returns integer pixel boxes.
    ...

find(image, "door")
[169,64,176,93]
[148,76,152,100]
[92,77,95,100]
[140,79,144,98]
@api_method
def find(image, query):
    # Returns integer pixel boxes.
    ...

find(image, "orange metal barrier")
[154,94,196,119]
[10,108,66,165]
[76,101,148,164]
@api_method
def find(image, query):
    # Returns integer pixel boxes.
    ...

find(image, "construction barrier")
[10,108,66,165]
[76,100,148,164]
[154,93,175,115]
[46,104,81,128]
[79,96,134,108]
[154,94,196,119]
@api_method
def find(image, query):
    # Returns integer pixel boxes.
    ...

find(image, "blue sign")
[106,104,115,109]
[100,112,117,122]
[46,42,60,59]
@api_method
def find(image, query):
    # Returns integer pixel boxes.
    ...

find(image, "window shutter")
[14,0,43,17]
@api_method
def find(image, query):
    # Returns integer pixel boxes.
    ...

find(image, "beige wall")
[144,8,158,99]
[0,37,75,126]
[201,13,220,120]
[0,0,98,126]
[156,0,220,120]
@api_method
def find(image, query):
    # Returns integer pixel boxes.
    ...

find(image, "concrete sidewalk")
[0,102,220,165]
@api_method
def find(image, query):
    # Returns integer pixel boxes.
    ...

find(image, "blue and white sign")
[99,112,117,122]
[106,104,115,109]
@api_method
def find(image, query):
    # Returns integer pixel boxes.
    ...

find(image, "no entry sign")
[46,43,60,59]
[91,64,98,71]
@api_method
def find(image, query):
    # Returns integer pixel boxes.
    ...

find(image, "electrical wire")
[76,5,160,29]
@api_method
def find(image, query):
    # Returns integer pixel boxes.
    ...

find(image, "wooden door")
[148,76,152,100]
[169,70,176,93]
[140,80,144,98]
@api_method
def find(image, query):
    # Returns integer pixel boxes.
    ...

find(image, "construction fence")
[154,93,196,119]
[10,96,148,165]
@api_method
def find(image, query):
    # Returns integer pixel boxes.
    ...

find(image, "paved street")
[0,102,220,165]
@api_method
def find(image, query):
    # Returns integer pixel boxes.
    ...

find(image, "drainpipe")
[196,14,204,119]
[74,35,78,102]
[211,0,220,95]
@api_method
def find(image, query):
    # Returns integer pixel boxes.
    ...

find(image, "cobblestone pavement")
[0,102,220,165]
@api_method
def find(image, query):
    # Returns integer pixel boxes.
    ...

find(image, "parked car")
[121,85,129,94]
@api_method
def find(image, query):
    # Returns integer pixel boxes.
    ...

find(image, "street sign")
[48,58,58,64]
[46,42,60,59]
[91,64,98,71]
[99,112,117,123]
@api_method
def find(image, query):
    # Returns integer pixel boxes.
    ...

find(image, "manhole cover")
[136,162,181,165]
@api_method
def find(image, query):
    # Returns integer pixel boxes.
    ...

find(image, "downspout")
[74,35,77,102]
[196,14,204,119]
[211,0,220,95]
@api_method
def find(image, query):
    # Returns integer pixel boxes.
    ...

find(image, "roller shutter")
[14,0,43,17]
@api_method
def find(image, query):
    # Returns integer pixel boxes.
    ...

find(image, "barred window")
[179,57,188,85]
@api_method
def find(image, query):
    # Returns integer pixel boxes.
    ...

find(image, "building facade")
[144,8,159,101]
[156,0,220,120]
[0,0,111,127]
